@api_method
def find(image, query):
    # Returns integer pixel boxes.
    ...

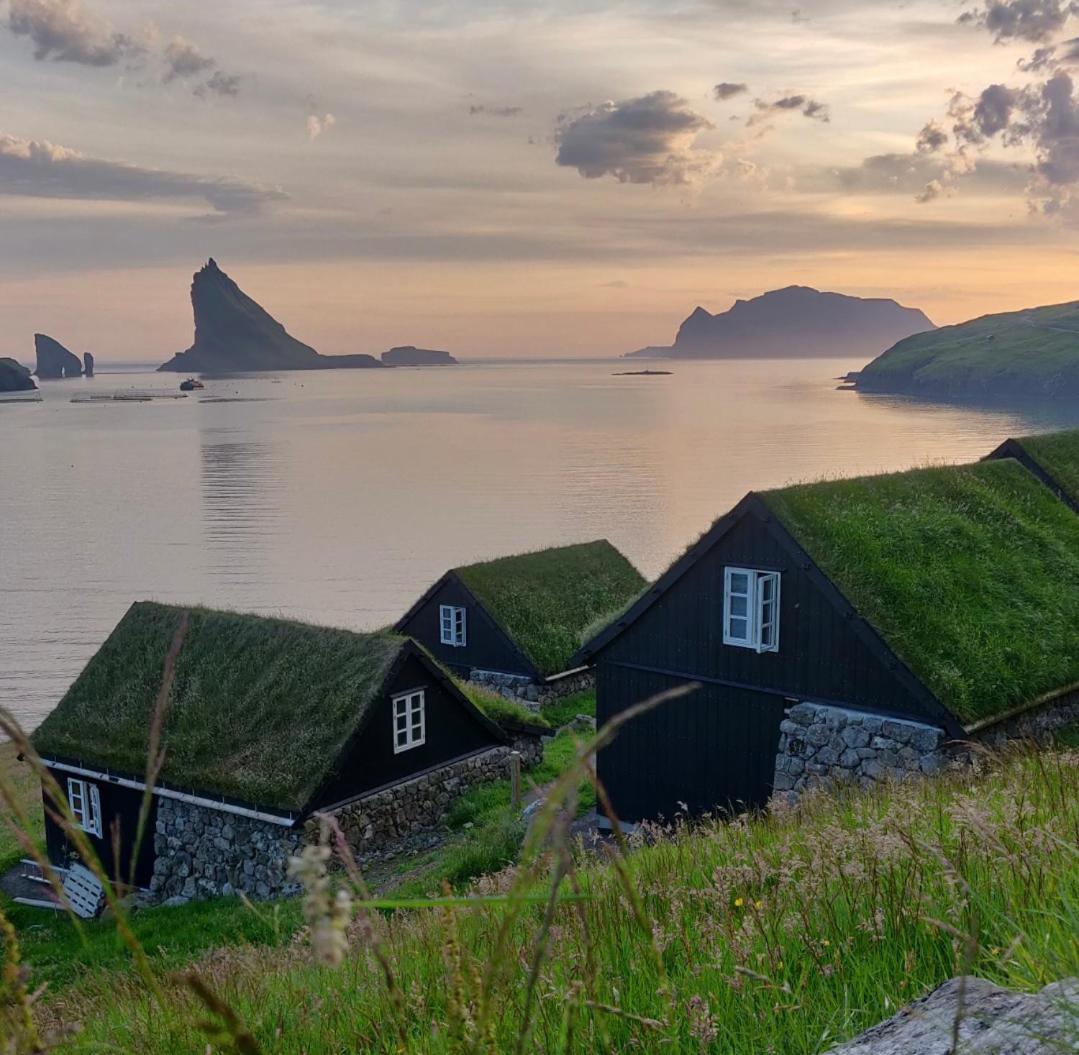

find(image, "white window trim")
[392,689,426,753]
[67,777,102,837]
[723,567,781,654]
[439,604,467,647]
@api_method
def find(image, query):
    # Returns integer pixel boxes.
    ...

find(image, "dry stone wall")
[468,669,594,711]
[329,743,539,858]
[772,702,948,800]
[149,799,303,902]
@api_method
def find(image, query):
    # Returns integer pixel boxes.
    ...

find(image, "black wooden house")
[574,457,1079,824]
[396,540,645,685]
[985,427,1079,513]
[31,602,508,895]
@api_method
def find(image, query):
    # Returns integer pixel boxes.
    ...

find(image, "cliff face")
[0,357,37,392]
[627,286,934,359]
[83,352,95,377]
[381,346,458,366]
[158,259,383,372]
[34,334,83,378]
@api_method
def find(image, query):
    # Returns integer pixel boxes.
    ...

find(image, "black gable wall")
[596,509,941,823]
[397,576,538,680]
[601,512,931,719]
[313,654,503,808]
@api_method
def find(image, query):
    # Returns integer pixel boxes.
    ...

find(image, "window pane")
[730,595,748,617]
[728,616,748,639]
[760,577,774,602]
[730,572,749,594]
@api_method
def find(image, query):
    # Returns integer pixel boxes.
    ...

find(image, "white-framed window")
[439,604,467,647]
[393,689,426,753]
[67,777,102,837]
[723,567,781,653]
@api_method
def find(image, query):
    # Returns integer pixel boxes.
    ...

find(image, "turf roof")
[454,540,646,677]
[1008,428,1079,509]
[762,458,1079,726]
[32,602,407,812]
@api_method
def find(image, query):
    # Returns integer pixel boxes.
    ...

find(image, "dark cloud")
[7,0,139,66]
[751,94,830,124]
[555,90,713,185]
[469,104,522,117]
[0,132,285,216]
[973,83,1020,136]
[958,0,1079,43]
[713,82,748,101]
[163,35,240,96]
[6,0,238,96]
[916,121,949,153]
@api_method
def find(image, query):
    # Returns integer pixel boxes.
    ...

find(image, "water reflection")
[199,429,282,586]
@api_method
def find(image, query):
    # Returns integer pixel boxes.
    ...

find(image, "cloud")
[829,152,1028,195]
[306,112,336,141]
[916,121,949,152]
[0,131,285,215]
[468,104,522,117]
[6,0,238,96]
[7,0,139,66]
[713,82,748,101]
[750,93,830,124]
[958,0,1079,42]
[555,90,714,185]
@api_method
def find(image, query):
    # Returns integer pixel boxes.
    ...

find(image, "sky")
[3,0,1079,360]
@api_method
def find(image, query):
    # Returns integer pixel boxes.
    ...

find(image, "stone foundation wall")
[149,799,303,902]
[468,668,593,711]
[773,702,947,800]
[147,737,545,903]
[970,692,1079,749]
[329,744,536,858]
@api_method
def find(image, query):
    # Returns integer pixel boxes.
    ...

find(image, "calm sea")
[2,358,1076,733]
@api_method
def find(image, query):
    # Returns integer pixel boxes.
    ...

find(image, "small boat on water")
[179,378,205,391]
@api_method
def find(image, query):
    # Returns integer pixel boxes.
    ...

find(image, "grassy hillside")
[856,298,1079,400]
[18,744,1076,1054]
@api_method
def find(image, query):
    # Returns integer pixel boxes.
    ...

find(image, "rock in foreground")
[158,259,384,373]
[626,286,934,360]
[381,346,458,366]
[34,334,83,379]
[830,977,1078,1055]
[0,357,37,392]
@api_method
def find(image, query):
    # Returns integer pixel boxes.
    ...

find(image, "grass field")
[856,298,1079,398]
[0,697,595,1005]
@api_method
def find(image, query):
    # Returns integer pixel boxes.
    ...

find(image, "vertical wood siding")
[313,654,504,808]
[398,577,537,680]
[596,508,934,822]
[43,776,158,888]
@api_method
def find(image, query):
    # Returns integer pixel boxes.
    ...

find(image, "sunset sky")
[3,0,1079,360]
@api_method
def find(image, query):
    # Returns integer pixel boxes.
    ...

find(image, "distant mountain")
[0,357,37,392]
[381,346,458,366]
[855,299,1079,401]
[34,334,83,379]
[158,260,383,372]
[626,286,934,359]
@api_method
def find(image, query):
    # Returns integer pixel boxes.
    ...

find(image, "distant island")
[381,346,458,366]
[854,299,1079,401]
[0,357,37,392]
[158,260,384,373]
[626,286,934,360]
[34,334,87,379]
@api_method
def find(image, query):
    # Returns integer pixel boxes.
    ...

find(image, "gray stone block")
[841,726,871,749]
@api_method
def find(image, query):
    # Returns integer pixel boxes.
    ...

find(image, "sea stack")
[158,259,383,372]
[34,334,83,379]
[83,352,95,378]
[381,346,458,366]
[0,358,37,392]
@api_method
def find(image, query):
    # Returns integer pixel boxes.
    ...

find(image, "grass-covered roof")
[455,540,646,677]
[32,602,407,812]
[1008,428,1079,508]
[762,459,1079,726]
